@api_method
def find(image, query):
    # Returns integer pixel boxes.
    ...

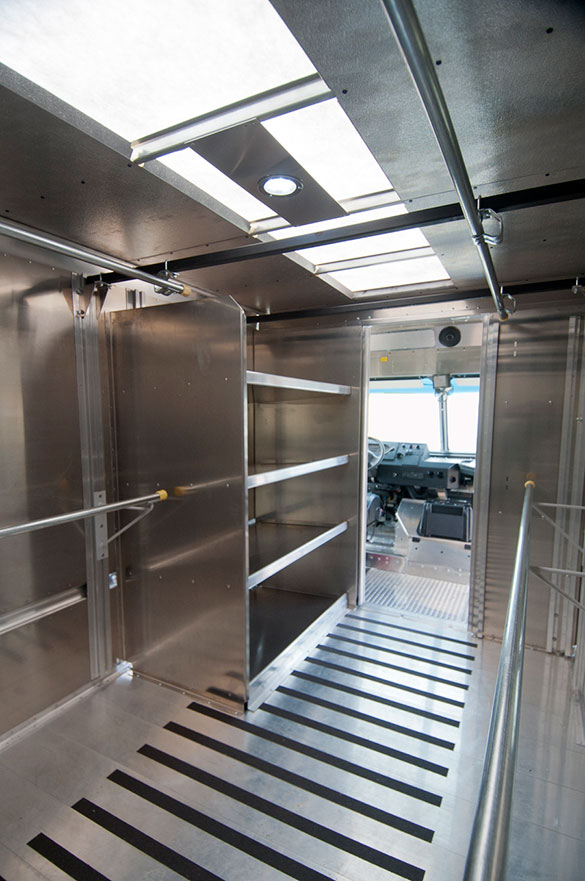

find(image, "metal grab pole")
[0,490,168,539]
[463,480,535,881]
[379,0,509,320]
[0,218,186,294]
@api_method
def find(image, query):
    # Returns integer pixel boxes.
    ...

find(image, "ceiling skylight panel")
[326,255,451,292]
[265,203,408,241]
[0,0,316,140]
[262,99,394,202]
[296,227,432,265]
[161,151,277,223]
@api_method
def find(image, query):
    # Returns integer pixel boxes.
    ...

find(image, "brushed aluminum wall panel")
[0,257,86,614]
[109,298,247,706]
[249,324,364,605]
[484,316,569,648]
[0,579,90,737]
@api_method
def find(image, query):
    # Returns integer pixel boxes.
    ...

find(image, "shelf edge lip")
[247,455,349,489]
[247,520,348,590]
[247,370,351,396]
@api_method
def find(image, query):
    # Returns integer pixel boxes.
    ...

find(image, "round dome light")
[258,174,302,197]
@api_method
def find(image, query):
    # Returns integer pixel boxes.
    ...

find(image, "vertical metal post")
[469,318,500,636]
[548,316,581,652]
[72,274,112,679]
[357,326,372,606]
[437,390,449,453]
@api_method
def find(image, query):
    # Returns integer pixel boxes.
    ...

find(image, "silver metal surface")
[109,296,247,707]
[357,326,371,605]
[247,370,351,395]
[0,491,165,539]
[73,279,112,681]
[378,0,507,319]
[437,390,449,453]
[248,593,347,710]
[0,217,185,294]
[0,587,86,638]
[0,257,90,738]
[463,481,534,881]
[247,454,349,489]
[193,119,344,227]
[365,569,468,624]
[484,316,569,648]
[248,521,348,590]
[469,318,499,636]
[131,74,332,164]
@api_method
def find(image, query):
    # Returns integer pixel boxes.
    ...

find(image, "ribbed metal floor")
[0,607,479,881]
[365,569,469,624]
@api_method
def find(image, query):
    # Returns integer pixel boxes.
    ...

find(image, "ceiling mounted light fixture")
[259,174,303,197]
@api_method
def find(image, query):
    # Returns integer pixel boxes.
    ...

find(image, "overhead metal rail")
[0,218,187,295]
[0,490,168,540]
[379,0,509,320]
[91,177,585,287]
[463,480,535,881]
[130,75,332,165]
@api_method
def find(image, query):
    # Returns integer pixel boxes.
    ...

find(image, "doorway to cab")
[364,319,485,627]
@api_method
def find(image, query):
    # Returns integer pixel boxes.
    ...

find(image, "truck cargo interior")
[0,2,584,880]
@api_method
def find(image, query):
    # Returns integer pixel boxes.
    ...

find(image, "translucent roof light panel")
[262,99,394,203]
[326,255,451,293]
[297,227,432,267]
[0,0,316,141]
[161,151,278,222]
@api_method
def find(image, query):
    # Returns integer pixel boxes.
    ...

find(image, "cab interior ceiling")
[0,0,584,317]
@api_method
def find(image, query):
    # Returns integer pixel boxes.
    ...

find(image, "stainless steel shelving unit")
[246,370,352,591]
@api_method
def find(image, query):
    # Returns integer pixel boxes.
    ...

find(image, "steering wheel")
[368,437,385,471]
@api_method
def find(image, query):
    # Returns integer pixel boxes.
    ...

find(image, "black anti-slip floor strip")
[164,719,434,840]
[277,686,455,750]
[305,657,465,708]
[28,834,111,881]
[318,643,469,689]
[188,701,441,806]
[108,769,333,881]
[262,702,450,775]
[292,671,460,728]
[328,634,473,674]
[139,743,426,881]
[73,798,223,881]
[349,614,478,647]
[337,624,475,660]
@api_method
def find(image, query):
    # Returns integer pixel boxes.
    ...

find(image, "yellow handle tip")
[173,486,188,497]
[524,479,536,488]
[156,489,168,501]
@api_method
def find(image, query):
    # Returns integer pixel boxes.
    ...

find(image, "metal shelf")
[247,370,351,396]
[247,454,349,489]
[248,520,348,590]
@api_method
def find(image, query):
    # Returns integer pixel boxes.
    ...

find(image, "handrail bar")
[533,504,585,557]
[0,490,168,540]
[463,480,535,881]
[536,501,585,511]
[530,566,585,614]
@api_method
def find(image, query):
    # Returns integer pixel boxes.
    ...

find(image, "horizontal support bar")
[247,521,348,590]
[92,177,585,287]
[530,567,585,614]
[533,565,585,578]
[0,586,86,637]
[247,370,351,395]
[131,74,332,164]
[536,502,585,511]
[0,218,185,293]
[247,455,349,489]
[0,491,168,539]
